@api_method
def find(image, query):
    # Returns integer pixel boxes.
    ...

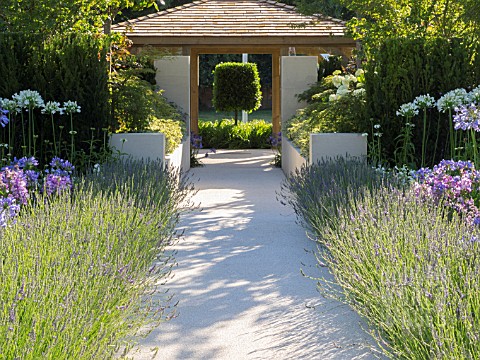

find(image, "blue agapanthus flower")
[0,107,9,128]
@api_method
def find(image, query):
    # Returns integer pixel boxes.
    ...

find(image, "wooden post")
[190,50,199,134]
[272,49,281,135]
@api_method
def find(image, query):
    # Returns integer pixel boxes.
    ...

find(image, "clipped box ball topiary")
[212,62,262,126]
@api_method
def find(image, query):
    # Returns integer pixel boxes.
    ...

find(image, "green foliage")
[147,118,184,154]
[366,37,475,165]
[286,74,369,157]
[0,159,191,359]
[318,55,343,81]
[282,159,480,358]
[212,62,262,125]
[0,0,160,36]
[199,119,272,149]
[0,33,110,164]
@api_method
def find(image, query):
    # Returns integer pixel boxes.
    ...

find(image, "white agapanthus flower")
[469,85,480,104]
[0,98,21,114]
[13,90,44,109]
[437,88,469,112]
[41,101,64,115]
[374,124,381,129]
[396,102,419,117]
[63,101,81,115]
[413,94,436,109]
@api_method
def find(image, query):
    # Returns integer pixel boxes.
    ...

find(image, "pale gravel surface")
[131,149,383,360]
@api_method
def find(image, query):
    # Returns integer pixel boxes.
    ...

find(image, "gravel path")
[131,150,381,360]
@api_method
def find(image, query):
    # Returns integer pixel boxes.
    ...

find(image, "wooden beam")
[126,36,357,48]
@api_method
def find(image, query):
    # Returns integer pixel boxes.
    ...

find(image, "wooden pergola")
[112,0,356,135]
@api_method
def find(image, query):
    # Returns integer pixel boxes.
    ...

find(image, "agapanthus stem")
[471,129,478,166]
[21,112,26,156]
[51,115,57,156]
[70,114,75,161]
[449,108,455,159]
[421,109,427,168]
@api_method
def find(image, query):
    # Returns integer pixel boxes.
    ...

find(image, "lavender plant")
[0,159,192,358]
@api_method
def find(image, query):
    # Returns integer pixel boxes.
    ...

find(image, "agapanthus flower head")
[437,88,469,112]
[469,85,480,104]
[41,101,63,115]
[414,94,436,109]
[10,156,39,170]
[0,98,21,115]
[453,104,480,131]
[13,90,44,109]
[0,167,29,205]
[352,88,366,98]
[63,100,81,115]
[49,157,74,175]
[413,159,480,225]
[44,173,72,196]
[396,102,419,118]
[0,107,8,128]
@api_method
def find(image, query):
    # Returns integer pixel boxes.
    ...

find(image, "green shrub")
[212,62,262,125]
[0,159,192,359]
[0,33,109,163]
[147,118,185,154]
[366,37,476,165]
[282,159,480,358]
[286,73,369,157]
[199,119,272,149]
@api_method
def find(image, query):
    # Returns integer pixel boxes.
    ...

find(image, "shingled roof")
[112,0,352,45]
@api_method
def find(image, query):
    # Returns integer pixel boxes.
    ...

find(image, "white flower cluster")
[396,102,419,118]
[12,90,45,109]
[437,88,470,112]
[1,90,81,117]
[413,94,436,109]
[398,86,480,118]
[41,101,63,115]
[329,69,365,102]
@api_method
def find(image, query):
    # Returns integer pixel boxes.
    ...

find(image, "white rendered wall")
[282,136,307,177]
[280,56,318,127]
[309,133,367,164]
[154,57,191,134]
[110,133,165,165]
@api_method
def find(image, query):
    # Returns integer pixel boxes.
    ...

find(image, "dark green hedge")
[366,37,479,165]
[0,33,109,161]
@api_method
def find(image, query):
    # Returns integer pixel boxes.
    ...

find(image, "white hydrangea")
[413,94,436,109]
[396,102,419,117]
[352,88,366,97]
[332,75,343,88]
[355,69,365,77]
[337,85,350,96]
[437,88,469,112]
[329,94,340,102]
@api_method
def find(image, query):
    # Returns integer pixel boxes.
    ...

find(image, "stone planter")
[109,133,165,164]
[309,133,367,164]
[281,135,307,177]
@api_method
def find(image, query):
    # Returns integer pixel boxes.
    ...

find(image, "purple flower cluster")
[453,104,480,131]
[0,156,74,227]
[0,107,8,128]
[412,160,480,225]
[268,132,282,147]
